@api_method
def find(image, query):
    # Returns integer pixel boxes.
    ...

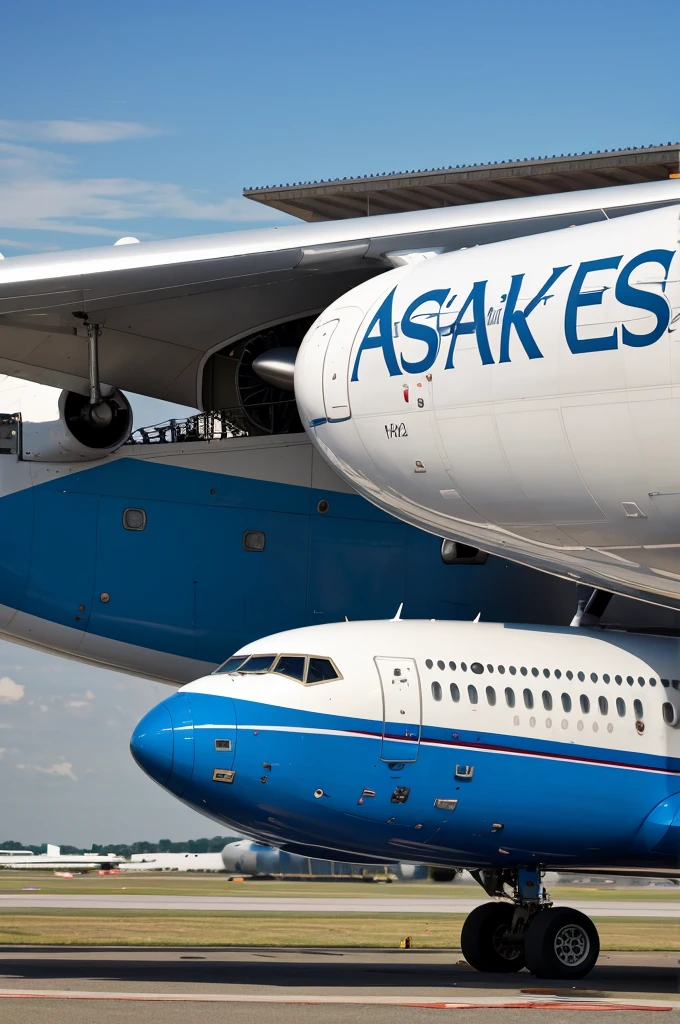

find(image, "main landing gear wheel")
[524,907,600,979]
[460,902,526,973]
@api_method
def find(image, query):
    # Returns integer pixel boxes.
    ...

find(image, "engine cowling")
[4,380,132,461]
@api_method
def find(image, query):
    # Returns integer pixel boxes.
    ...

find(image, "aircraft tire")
[524,907,600,979]
[460,902,526,972]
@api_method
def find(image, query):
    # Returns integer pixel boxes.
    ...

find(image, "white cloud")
[0,677,24,703]
[0,748,5,759]
[16,759,77,781]
[85,691,95,700]
[0,120,163,144]
[65,700,88,708]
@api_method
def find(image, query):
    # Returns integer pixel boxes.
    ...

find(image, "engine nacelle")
[220,839,281,876]
[2,379,132,461]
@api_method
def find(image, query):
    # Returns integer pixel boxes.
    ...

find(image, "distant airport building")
[244,142,680,221]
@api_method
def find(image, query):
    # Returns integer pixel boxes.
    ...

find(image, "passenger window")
[542,691,553,711]
[471,662,483,674]
[566,670,573,681]
[661,678,670,688]
[554,669,562,679]
[633,699,643,720]
[486,685,496,706]
[520,667,528,676]
[531,668,539,677]
[498,665,506,675]
[509,666,517,675]
[468,684,478,704]
[577,672,585,682]
[626,676,634,686]
[425,659,433,669]
[523,689,534,709]
[214,655,248,675]
[123,507,147,531]
[437,660,445,670]
[603,674,610,684]
[273,656,306,682]
[638,676,645,687]
[616,697,626,717]
[450,682,460,702]
[590,673,597,683]
[561,693,572,712]
[486,664,494,674]
[662,702,676,725]
[649,678,657,687]
[615,675,622,685]
[580,695,590,714]
[431,681,442,701]
[449,661,456,671]
[543,669,550,678]
[505,687,515,708]
[243,530,266,552]
[307,657,339,684]
[242,655,276,673]
[598,696,608,715]
[461,662,468,672]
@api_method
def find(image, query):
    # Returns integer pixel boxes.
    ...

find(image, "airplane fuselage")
[295,205,680,611]
[131,619,680,870]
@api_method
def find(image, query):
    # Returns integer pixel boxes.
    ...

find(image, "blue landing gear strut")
[463,866,600,979]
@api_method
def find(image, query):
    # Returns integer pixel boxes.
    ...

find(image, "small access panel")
[375,656,421,762]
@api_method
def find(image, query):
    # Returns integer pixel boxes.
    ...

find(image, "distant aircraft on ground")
[0,844,122,870]
[131,616,680,979]
[0,182,678,680]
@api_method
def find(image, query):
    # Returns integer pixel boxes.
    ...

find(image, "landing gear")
[462,867,600,979]
[460,903,525,972]
[524,907,599,979]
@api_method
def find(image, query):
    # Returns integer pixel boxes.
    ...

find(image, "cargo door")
[376,656,421,762]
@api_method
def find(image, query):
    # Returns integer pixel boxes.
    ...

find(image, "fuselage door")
[375,656,421,762]
[322,307,363,422]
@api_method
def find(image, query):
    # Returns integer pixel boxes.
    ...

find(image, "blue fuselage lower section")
[133,690,680,870]
[0,450,576,678]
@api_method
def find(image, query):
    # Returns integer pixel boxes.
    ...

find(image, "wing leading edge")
[0,180,678,405]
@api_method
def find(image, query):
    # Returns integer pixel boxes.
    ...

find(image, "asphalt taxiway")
[0,947,677,1022]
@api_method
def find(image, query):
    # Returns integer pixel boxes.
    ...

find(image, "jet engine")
[3,379,132,461]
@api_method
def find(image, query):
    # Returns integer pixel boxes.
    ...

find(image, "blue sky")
[1,0,678,255]
[1,0,679,844]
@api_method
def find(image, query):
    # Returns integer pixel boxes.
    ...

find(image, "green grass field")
[0,909,678,950]
[0,872,678,901]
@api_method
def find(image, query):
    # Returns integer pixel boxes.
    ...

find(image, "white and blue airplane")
[294,193,680,616]
[0,182,679,679]
[131,616,680,979]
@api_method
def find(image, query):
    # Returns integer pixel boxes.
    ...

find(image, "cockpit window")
[238,654,276,674]
[273,655,306,682]
[306,657,339,684]
[214,655,249,675]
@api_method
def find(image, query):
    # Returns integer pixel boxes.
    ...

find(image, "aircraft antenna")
[392,603,403,621]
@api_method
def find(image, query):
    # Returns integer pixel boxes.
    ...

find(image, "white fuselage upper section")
[295,205,680,609]
[186,619,680,770]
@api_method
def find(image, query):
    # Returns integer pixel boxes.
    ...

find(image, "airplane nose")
[130,703,173,785]
[130,693,195,795]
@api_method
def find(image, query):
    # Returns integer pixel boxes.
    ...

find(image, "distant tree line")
[0,836,240,857]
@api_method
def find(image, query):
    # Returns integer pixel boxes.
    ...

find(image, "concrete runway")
[0,947,677,1022]
[2,893,679,916]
